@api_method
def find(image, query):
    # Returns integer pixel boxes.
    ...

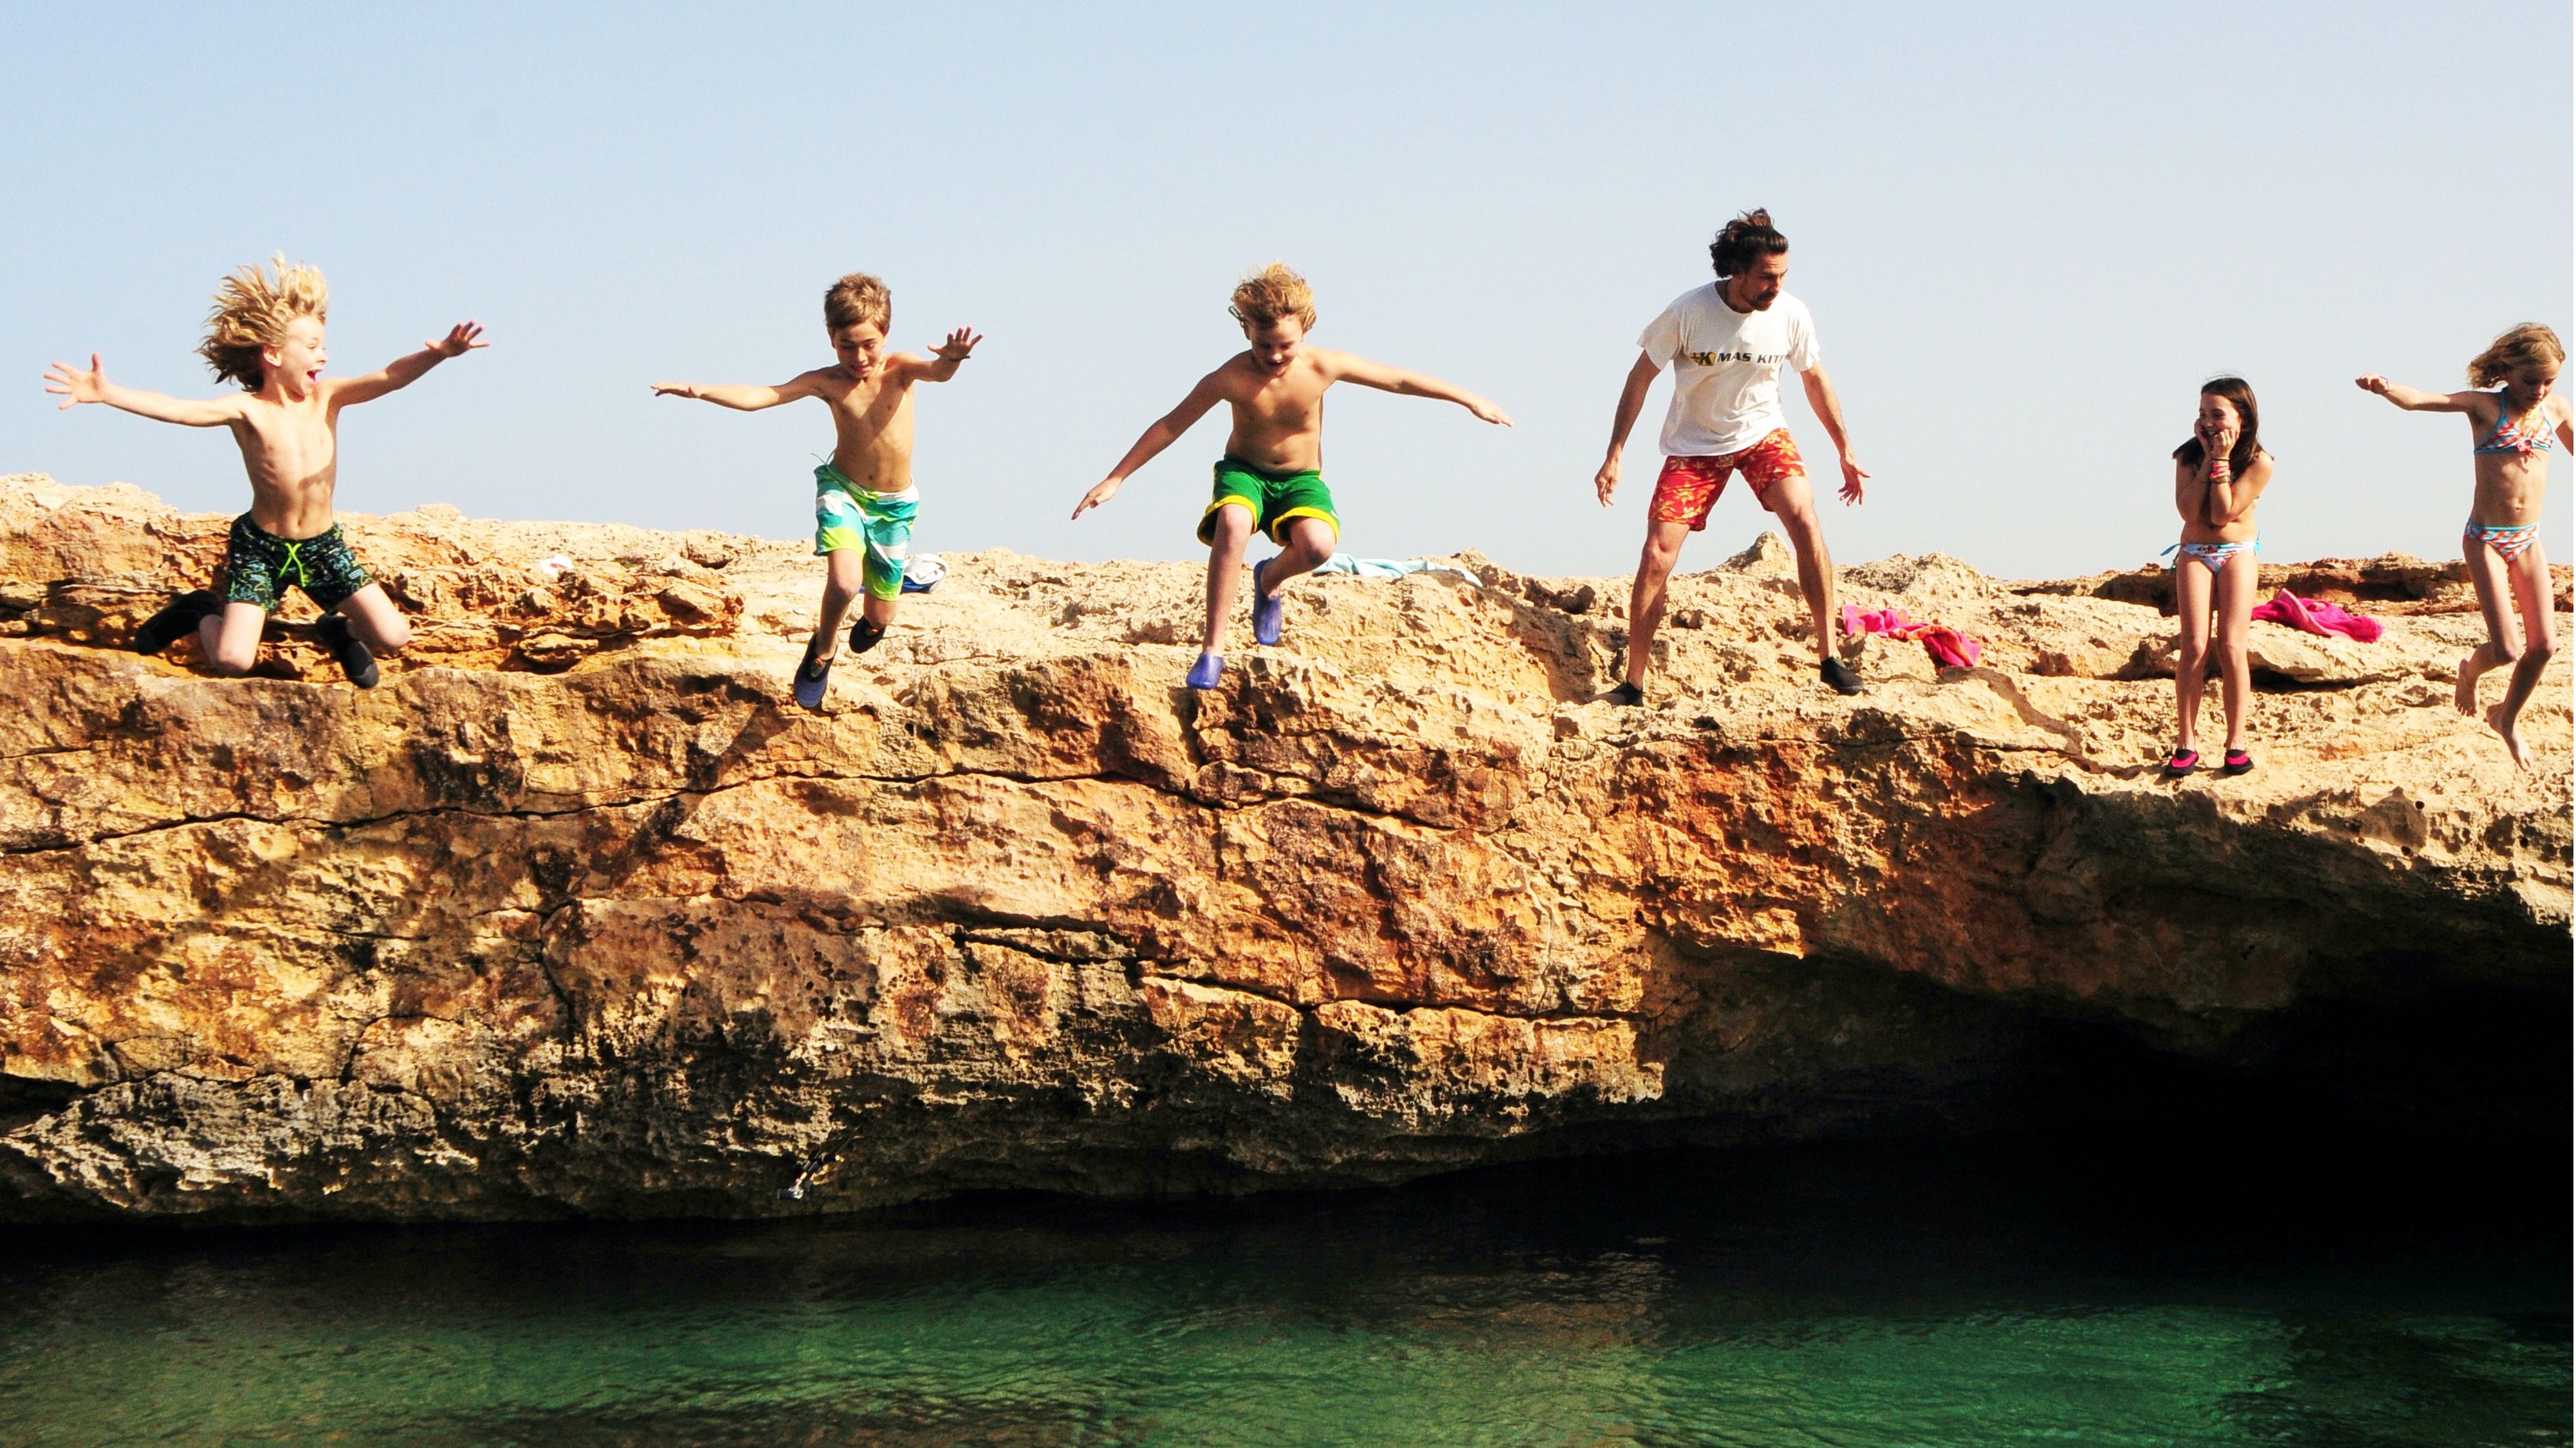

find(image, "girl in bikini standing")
[2359,323,2571,769]
[2163,376,2274,780]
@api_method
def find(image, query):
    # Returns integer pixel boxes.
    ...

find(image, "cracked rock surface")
[1,473,2567,1220]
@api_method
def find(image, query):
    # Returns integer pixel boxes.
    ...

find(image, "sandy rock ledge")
[1,474,2567,1220]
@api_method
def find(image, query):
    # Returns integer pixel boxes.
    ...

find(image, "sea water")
[1,1134,2563,1447]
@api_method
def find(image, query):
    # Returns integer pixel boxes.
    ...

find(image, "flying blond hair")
[824,272,890,333]
[2467,322,2565,388]
[1229,262,1316,331]
[199,255,329,391]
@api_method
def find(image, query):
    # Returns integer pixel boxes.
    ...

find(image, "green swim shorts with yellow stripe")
[813,463,919,601]
[1197,455,1340,546]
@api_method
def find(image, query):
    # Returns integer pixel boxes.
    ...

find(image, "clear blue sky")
[6,1,2568,580]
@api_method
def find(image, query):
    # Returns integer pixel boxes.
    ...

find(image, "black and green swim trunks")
[223,514,374,613]
[1197,456,1340,546]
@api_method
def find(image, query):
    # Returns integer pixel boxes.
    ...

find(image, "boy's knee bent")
[1207,505,1254,546]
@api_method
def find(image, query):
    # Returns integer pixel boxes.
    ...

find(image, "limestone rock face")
[1,474,2566,1219]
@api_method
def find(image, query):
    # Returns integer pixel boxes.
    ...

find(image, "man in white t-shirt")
[1594,209,1872,701]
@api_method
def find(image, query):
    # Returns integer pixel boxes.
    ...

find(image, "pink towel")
[2249,589,2382,643]
[1841,604,1984,669]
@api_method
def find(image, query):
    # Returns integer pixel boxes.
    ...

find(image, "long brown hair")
[2173,376,2261,476]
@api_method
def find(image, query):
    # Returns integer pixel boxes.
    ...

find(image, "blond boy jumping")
[46,255,484,687]
[1072,263,1510,689]
[654,272,979,709]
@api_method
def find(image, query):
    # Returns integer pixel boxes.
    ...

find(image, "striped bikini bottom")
[2465,521,2540,564]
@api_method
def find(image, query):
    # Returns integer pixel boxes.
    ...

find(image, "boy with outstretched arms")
[46,255,484,687]
[655,272,979,709]
[1072,263,1511,688]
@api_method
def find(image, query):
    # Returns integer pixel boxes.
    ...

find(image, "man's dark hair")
[1709,209,1789,278]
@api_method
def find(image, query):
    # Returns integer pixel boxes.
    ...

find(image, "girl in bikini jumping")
[2162,376,2273,780]
[2359,323,2571,769]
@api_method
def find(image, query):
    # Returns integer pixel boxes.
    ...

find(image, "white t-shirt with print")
[1637,284,1820,457]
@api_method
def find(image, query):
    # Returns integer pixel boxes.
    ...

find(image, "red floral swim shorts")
[1649,429,1806,531]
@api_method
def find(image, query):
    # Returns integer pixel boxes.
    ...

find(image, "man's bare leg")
[1760,474,1838,663]
[1760,473,1859,692]
[1619,519,1692,698]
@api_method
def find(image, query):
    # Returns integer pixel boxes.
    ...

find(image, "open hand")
[2355,373,2390,395]
[1593,454,1621,507]
[1467,396,1513,426]
[1071,478,1121,520]
[932,328,982,364]
[429,322,488,358]
[650,382,697,398]
[43,353,106,409]
[1839,454,1870,505]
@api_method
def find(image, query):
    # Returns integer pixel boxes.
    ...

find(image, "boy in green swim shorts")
[49,254,485,688]
[1073,262,1511,689]
[656,271,979,709]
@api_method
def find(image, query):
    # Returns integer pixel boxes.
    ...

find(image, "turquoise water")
[1,1137,2564,1447]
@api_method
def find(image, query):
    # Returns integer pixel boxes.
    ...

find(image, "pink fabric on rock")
[1839,604,1985,669]
[2249,589,2382,643]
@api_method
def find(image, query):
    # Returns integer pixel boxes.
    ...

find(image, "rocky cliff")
[3,474,2566,1220]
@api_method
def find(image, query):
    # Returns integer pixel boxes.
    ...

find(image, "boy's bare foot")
[2485,703,2530,770]
[2454,655,2484,716]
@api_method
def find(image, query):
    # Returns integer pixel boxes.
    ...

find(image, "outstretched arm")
[1799,365,1868,504]
[1327,352,1511,425]
[892,328,982,384]
[42,354,243,425]
[1072,373,1228,519]
[652,371,823,411]
[332,322,487,407]
[2354,375,2473,413]
[1596,351,1661,505]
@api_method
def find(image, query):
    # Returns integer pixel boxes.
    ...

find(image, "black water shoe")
[316,613,380,689]
[1604,681,1645,707]
[851,617,888,654]
[1820,656,1864,696]
[133,590,221,654]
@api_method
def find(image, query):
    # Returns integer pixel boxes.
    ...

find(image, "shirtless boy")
[654,272,979,709]
[46,255,484,687]
[1071,262,1510,689]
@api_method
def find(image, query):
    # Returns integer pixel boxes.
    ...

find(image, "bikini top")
[2474,393,2556,455]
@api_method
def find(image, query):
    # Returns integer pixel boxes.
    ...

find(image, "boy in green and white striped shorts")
[656,270,980,709]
